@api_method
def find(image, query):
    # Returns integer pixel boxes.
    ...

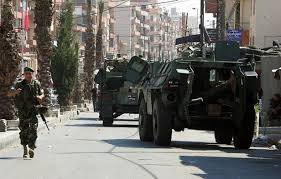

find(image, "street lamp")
[192,7,199,34]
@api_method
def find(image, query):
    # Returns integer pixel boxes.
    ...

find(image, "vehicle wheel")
[215,127,233,145]
[102,117,113,127]
[139,98,153,141]
[233,105,255,149]
[153,97,172,146]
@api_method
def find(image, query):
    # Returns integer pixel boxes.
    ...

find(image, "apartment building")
[104,0,118,59]
[6,0,38,73]
[115,1,149,58]
[115,0,177,60]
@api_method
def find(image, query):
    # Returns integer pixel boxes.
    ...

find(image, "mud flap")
[100,92,113,119]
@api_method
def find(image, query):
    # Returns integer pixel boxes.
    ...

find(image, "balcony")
[108,47,115,53]
[149,19,160,25]
[110,18,116,24]
[132,18,141,24]
[144,24,150,30]
[73,25,86,32]
[135,6,141,12]
[149,8,160,15]
[150,40,161,46]
[148,31,161,36]
[141,10,149,16]
[110,33,115,38]
[135,44,141,49]
[140,36,149,41]
[132,30,141,36]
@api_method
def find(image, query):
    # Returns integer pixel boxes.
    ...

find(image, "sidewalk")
[256,127,281,149]
[0,110,78,151]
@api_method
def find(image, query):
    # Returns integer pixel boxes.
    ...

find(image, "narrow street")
[0,112,281,179]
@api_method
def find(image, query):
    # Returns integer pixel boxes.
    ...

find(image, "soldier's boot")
[28,147,35,158]
[23,145,28,158]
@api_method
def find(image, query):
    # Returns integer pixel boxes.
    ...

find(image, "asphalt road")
[0,112,281,179]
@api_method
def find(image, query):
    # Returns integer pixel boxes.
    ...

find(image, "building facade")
[224,0,281,48]
[115,0,177,60]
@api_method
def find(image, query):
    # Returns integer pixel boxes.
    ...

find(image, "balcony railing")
[73,25,86,32]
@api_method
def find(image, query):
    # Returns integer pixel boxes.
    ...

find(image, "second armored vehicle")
[95,59,139,126]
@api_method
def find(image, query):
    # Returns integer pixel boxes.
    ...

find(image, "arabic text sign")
[227,30,242,44]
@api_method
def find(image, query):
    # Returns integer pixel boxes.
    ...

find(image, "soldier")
[12,67,44,159]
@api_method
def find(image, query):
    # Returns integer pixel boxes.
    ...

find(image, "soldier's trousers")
[19,116,38,148]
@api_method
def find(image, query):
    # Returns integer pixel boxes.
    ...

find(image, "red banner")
[206,0,218,13]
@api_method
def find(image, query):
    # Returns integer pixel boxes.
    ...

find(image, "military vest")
[15,80,43,115]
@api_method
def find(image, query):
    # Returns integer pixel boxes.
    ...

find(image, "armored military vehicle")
[94,59,139,126]
[126,41,258,149]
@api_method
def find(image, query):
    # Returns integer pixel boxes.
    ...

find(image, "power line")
[73,0,130,20]
[73,0,186,20]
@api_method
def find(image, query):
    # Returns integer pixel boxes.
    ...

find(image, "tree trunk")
[0,0,21,120]
[83,0,96,100]
[34,0,53,106]
[96,1,104,69]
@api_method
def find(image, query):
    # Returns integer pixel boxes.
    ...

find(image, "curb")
[259,127,281,135]
[0,110,78,151]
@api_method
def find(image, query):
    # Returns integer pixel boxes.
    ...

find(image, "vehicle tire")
[233,105,255,149]
[214,127,233,145]
[153,97,172,146]
[139,98,153,141]
[102,117,113,127]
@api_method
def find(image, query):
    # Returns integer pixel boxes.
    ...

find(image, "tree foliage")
[96,0,104,68]
[51,1,79,106]
[83,0,96,100]
[0,0,21,120]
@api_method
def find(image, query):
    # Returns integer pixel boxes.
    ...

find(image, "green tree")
[34,0,53,105]
[51,1,79,106]
[83,0,96,101]
[0,0,21,120]
[96,0,104,68]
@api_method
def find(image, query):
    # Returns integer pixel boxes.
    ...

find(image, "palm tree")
[96,0,104,69]
[0,0,21,120]
[34,0,53,105]
[83,0,96,101]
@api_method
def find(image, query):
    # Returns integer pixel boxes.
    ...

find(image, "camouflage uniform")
[15,79,43,149]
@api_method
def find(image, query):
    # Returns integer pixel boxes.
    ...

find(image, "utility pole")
[217,0,226,41]
[200,0,205,58]
[143,16,145,58]
[181,12,186,37]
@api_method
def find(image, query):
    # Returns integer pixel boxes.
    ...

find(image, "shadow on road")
[74,117,99,121]
[0,157,22,160]
[175,140,281,178]
[65,123,138,128]
[102,138,161,149]
[179,152,281,179]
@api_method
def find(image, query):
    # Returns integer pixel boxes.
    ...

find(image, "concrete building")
[7,0,39,73]
[253,0,281,48]
[147,4,162,60]
[115,1,149,58]
[115,0,177,60]
[170,7,181,37]
[225,0,281,48]
[104,0,118,59]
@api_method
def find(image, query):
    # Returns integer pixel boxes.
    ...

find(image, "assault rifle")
[35,105,50,131]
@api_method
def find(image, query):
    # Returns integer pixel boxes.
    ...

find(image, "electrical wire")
[73,0,187,20]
